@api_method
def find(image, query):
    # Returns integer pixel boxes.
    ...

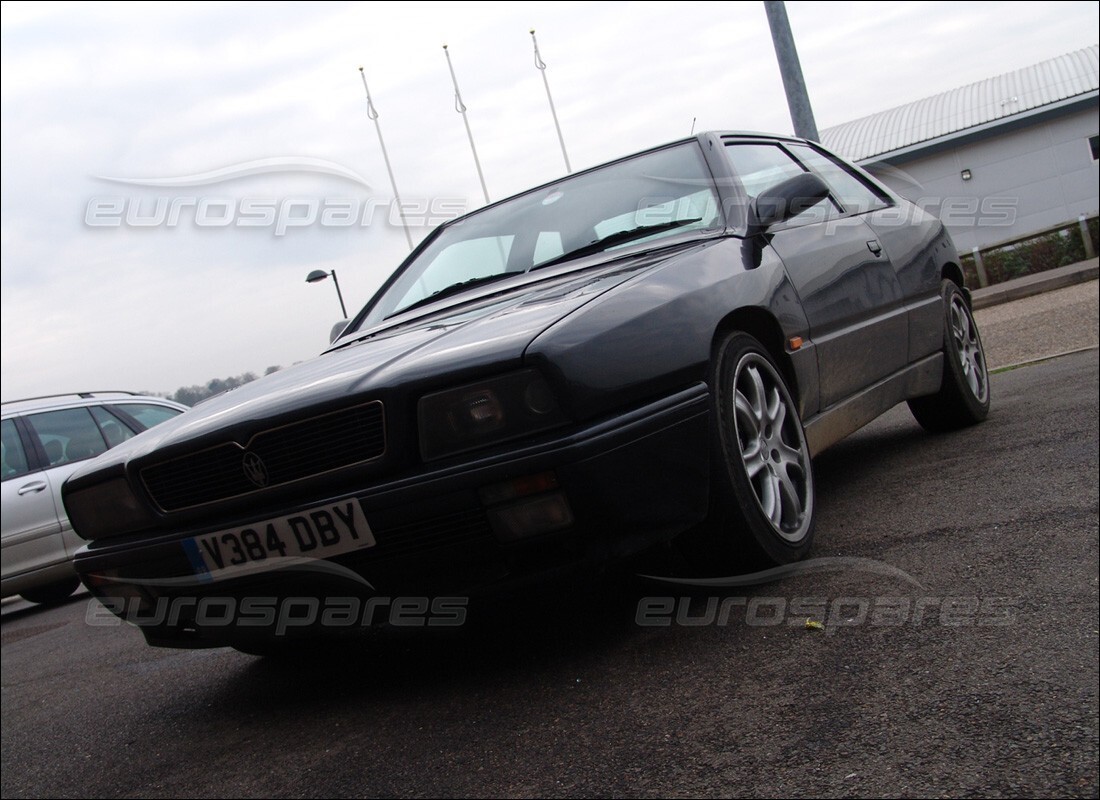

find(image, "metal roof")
[820,45,1099,162]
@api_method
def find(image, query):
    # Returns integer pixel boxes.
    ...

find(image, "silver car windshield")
[360,142,722,326]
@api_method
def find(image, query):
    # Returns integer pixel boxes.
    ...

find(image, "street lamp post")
[305,269,348,319]
[764,0,819,142]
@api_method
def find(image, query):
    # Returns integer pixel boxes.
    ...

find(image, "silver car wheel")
[949,294,988,403]
[730,353,812,542]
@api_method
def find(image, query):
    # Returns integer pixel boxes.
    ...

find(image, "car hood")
[72,246,707,476]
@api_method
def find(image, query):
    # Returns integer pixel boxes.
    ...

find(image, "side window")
[26,408,108,467]
[788,144,891,214]
[1,419,31,480]
[724,144,834,226]
[110,403,183,431]
[724,144,805,198]
[90,406,137,448]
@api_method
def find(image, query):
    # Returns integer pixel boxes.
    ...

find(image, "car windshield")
[357,142,722,327]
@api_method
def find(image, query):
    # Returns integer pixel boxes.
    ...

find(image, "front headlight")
[64,478,155,540]
[418,369,567,460]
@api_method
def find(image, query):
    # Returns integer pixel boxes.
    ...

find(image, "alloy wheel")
[730,353,812,541]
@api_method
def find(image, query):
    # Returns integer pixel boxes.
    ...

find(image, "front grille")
[142,401,385,511]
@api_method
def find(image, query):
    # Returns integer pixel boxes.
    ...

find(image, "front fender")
[525,238,812,421]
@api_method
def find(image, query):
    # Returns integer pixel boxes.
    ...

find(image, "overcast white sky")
[2,0,1097,400]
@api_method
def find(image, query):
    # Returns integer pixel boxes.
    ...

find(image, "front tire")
[679,331,815,571]
[20,576,80,605]
[909,280,991,432]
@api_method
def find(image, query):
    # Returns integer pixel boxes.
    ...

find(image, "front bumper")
[75,384,711,647]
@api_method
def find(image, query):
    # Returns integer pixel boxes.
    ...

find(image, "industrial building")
[821,45,1099,256]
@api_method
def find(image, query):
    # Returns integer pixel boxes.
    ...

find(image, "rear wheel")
[909,280,990,432]
[678,331,815,572]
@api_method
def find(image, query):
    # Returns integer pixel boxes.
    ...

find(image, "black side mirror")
[750,172,830,231]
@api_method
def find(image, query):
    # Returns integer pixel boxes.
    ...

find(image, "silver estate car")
[2,392,187,604]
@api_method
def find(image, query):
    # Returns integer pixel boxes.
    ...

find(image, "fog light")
[488,492,574,542]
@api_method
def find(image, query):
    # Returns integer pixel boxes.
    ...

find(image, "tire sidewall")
[712,331,815,564]
[20,575,80,605]
[942,281,991,419]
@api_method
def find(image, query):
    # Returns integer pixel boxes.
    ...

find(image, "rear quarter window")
[113,403,184,430]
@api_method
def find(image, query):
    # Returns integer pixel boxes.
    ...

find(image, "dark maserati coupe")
[64,131,989,651]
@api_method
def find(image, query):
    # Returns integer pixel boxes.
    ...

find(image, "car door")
[723,141,909,410]
[1,417,63,585]
[785,143,944,364]
[22,408,111,561]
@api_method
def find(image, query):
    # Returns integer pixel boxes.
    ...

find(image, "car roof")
[432,129,813,223]
[1,392,185,418]
[707,130,809,142]
[653,130,813,150]
[462,129,815,212]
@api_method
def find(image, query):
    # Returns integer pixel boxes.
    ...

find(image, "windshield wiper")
[535,218,703,270]
[387,272,518,319]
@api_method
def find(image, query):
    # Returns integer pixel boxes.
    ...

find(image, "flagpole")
[442,44,491,205]
[530,29,571,173]
[358,67,414,251]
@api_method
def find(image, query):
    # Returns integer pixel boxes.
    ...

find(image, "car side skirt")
[803,353,943,457]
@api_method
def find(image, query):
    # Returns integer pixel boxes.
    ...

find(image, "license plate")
[181,499,375,583]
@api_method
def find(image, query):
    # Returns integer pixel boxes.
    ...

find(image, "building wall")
[863,105,1099,253]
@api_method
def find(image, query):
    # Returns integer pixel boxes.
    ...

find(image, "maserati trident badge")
[242,452,269,487]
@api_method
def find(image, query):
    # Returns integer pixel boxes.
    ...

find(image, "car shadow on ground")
[207,543,912,719]
[189,571,668,711]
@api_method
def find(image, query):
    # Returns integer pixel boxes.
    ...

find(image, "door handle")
[866,240,882,256]
[17,481,48,495]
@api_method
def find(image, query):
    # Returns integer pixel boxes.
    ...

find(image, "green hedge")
[960,216,1098,287]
